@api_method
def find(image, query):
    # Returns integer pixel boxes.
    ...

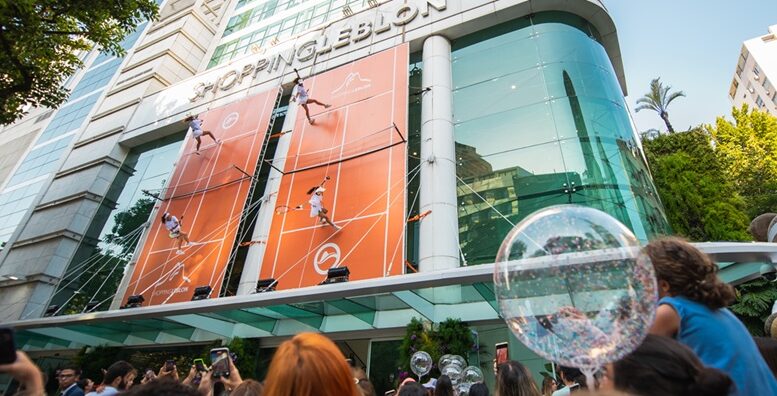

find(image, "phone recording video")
[210,348,231,378]
[164,360,175,372]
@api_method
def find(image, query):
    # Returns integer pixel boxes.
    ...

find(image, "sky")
[603,0,777,133]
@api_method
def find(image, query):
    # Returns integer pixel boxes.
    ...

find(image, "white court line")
[280,211,386,235]
[147,238,225,254]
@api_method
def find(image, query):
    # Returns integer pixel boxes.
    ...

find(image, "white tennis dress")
[309,193,323,217]
[294,83,309,105]
[165,216,181,237]
[189,119,204,137]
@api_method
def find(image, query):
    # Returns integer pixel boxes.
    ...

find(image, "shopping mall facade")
[1,0,775,391]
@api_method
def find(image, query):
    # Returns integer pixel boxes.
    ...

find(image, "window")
[753,65,760,77]
[756,95,765,108]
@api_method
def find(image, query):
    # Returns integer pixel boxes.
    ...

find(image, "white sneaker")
[333,224,341,231]
[176,249,185,255]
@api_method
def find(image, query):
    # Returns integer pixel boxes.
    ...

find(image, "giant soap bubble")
[494,205,656,380]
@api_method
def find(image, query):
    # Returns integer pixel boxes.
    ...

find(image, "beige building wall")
[729,24,777,115]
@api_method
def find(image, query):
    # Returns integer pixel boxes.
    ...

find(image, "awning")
[7,242,777,352]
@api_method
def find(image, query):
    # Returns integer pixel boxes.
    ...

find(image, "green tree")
[707,105,777,217]
[730,279,777,336]
[643,128,750,241]
[635,77,685,133]
[0,0,159,124]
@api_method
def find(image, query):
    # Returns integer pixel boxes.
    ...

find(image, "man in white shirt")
[86,361,136,396]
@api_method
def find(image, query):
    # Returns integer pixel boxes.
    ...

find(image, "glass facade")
[0,23,148,248]
[210,0,368,68]
[452,13,669,264]
[49,135,184,314]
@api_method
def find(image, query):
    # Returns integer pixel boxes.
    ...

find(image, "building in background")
[729,24,777,114]
[0,0,772,393]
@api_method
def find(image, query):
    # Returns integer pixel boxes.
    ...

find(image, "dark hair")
[613,335,732,396]
[60,366,81,377]
[559,366,586,390]
[398,382,427,396]
[496,361,540,396]
[231,379,264,396]
[294,77,302,84]
[644,237,735,309]
[754,337,777,378]
[123,377,199,396]
[469,382,489,396]
[434,375,454,396]
[103,361,135,385]
[160,212,167,224]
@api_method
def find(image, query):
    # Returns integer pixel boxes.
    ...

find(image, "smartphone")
[164,360,175,372]
[193,358,207,372]
[0,328,16,365]
[210,348,230,378]
[144,369,156,381]
[384,391,396,396]
[495,342,509,366]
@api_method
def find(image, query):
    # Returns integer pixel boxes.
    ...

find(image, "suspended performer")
[183,114,220,154]
[161,212,191,254]
[308,186,340,231]
[292,77,331,124]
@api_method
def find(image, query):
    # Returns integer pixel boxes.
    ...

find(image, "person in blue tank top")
[646,237,777,396]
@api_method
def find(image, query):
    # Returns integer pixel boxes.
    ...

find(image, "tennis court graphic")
[261,44,409,289]
[125,90,278,306]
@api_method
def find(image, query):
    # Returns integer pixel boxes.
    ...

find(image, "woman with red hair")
[262,332,361,396]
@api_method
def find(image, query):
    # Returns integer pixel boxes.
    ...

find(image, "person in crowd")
[197,358,243,396]
[0,351,45,395]
[496,360,541,396]
[230,379,263,396]
[160,212,191,254]
[292,77,331,124]
[646,237,777,395]
[78,378,96,394]
[58,366,85,396]
[122,377,200,396]
[600,334,732,396]
[261,332,360,396]
[352,367,376,396]
[754,336,777,378]
[551,367,585,395]
[469,382,490,396]
[398,381,427,396]
[86,360,136,396]
[183,115,219,154]
[541,376,557,396]
[434,375,454,396]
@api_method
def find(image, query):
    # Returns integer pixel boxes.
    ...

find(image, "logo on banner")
[152,262,191,296]
[331,72,372,98]
[222,112,239,129]
[314,243,341,275]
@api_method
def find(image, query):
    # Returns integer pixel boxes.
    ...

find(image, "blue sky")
[603,0,777,133]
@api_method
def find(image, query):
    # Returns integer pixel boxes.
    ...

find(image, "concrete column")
[236,103,298,295]
[418,35,460,272]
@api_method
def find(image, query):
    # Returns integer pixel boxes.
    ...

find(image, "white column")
[236,104,298,295]
[418,35,460,272]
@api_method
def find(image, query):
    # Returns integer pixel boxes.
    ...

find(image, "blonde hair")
[262,333,361,396]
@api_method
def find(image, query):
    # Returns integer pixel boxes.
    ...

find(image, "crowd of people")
[2,238,777,395]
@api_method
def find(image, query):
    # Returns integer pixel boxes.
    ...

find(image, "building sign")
[190,0,445,102]
[260,44,408,289]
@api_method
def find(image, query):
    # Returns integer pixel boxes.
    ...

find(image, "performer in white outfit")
[183,115,219,153]
[308,186,339,230]
[161,212,191,254]
[292,78,331,124]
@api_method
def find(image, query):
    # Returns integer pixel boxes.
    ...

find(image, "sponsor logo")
[314,242,341,275]
[222,112,239,129]
[331,72,372,98]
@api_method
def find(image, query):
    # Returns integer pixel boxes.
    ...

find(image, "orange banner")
[261,44,409,289]
[125,90,277,305]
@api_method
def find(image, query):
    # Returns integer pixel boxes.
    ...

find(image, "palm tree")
[635,78,685,133]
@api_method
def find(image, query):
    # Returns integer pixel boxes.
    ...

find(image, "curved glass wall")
[452,12,669,264]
